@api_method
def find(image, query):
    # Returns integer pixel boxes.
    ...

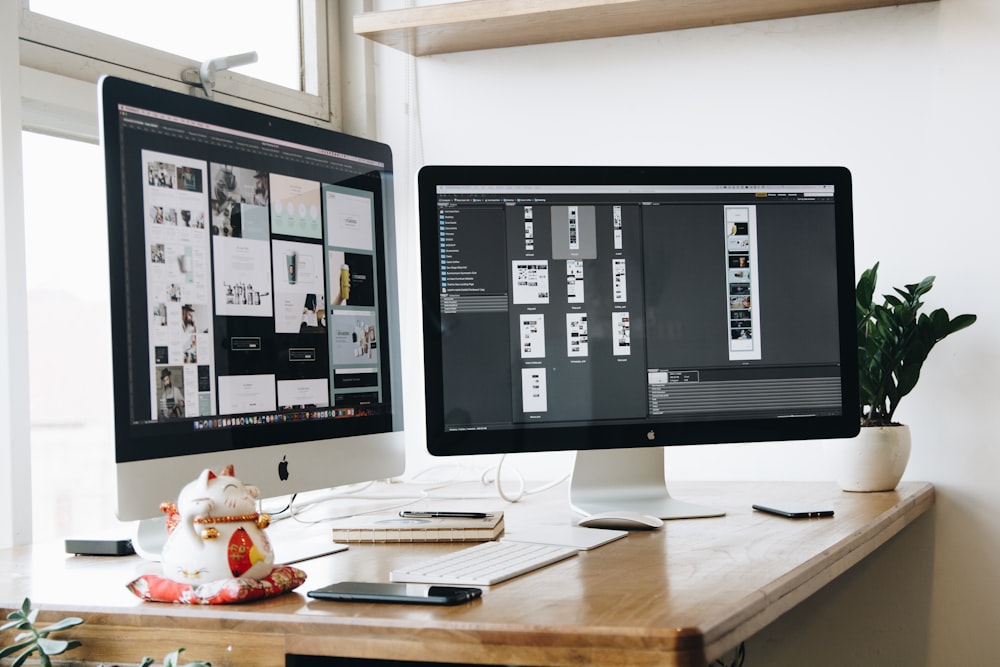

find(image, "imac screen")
[418,166,858,517]
[100,77,403,525]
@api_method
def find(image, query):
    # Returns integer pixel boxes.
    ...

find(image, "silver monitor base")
[569,447,725,520]
[133,515,167,561]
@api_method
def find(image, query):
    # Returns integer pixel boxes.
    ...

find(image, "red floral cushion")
[127,565,306,604]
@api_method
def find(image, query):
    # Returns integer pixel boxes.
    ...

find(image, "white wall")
[372,1,1000,664]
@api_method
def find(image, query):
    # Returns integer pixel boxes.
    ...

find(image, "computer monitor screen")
[99,76,404,540]
[418,165,858,518]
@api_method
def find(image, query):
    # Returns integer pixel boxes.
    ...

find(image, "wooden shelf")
[354,0,935,56]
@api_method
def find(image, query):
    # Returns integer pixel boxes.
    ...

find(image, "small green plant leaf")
[0,619,21,632]
[1,598,84,666]
[4,598,210,667]
[160,647,213,667]
[0,639,35,659]
[38,616,84,634]
[36,637,82,655]
[11,646,39,667]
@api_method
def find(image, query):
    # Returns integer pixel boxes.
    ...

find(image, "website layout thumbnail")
[142,149,382,423]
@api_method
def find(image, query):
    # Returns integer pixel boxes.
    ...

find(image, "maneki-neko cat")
[159,465,275,583]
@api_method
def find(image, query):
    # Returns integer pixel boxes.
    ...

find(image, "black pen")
[399,511,491,519]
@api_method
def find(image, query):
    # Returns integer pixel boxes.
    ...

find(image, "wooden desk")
[0,481,933,667]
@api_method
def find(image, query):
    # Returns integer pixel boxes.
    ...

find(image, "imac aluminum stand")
[569,447,725,520]
[133,516,168,561]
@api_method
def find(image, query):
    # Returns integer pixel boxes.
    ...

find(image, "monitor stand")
[133,516,169,561]
[568,447,725,520]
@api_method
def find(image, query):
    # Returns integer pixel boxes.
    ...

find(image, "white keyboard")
[390,540,579,586]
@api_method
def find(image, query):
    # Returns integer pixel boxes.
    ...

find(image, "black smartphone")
[752,504,834,519]
[307,582,482,606]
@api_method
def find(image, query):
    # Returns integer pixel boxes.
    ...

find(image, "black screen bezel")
[100,76,397,464]
[418,165,859,456]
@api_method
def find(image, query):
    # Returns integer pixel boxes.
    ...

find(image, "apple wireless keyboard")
[390,540,579,586]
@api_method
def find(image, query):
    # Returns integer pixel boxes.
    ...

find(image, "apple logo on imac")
[278,455,289,481]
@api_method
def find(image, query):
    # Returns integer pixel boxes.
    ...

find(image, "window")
[22,131,118,541]
[8,0,351,543]
[28,0,309,94]
[19,1,333,124]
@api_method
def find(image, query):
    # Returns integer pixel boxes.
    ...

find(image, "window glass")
[28,0,303,92]
[23,131,119,541]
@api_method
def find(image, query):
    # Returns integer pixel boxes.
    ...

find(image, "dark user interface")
[434,186,844,432]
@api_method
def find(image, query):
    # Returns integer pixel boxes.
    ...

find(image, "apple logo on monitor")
[647,430,656,441]
[278,455,289,481]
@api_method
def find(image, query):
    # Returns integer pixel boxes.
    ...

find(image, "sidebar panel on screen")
[437,200,512,429]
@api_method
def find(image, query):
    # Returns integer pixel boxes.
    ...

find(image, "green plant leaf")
[11,645,38,667]
[2,598,84,667]
[937,311,977,337]
[0,618,23,632]
[38,616,84,635]
[154,647,212,667]
[911,275,936,297]
[0,639,35,659]
[884,293,904,308]
[36,637,82,655]
[856,262,878,311]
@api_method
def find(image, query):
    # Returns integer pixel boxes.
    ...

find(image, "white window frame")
[1,0,30,549]
[18,2,339,127]
[1,0,376,547]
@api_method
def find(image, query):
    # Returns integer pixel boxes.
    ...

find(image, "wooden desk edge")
[6,609,709,667]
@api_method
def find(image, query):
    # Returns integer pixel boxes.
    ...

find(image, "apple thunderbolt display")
[100,77,404,553]
[418,166,859,518]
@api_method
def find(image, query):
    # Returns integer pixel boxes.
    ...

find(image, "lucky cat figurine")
[159,465,274,583]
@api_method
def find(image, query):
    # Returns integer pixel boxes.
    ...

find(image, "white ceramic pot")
[826,424,911,492]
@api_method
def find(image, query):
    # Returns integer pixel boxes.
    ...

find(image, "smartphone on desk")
[752,503,834,519]
[307,582,482,606]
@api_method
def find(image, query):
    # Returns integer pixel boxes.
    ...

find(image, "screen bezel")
[418,165,859,457]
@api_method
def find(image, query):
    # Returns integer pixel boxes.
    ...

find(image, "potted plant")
[830,262,977,491]
[2,597,210,667]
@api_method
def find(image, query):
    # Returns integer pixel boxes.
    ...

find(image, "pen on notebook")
[399,511,491,519]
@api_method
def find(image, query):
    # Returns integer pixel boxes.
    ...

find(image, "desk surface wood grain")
[0,481,933,667]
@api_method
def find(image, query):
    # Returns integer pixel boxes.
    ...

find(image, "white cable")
[484,454,572,503]
[263,455,573,525]
[492,455,527,502]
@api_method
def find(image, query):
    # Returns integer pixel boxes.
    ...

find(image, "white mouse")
[577,511,664,530]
